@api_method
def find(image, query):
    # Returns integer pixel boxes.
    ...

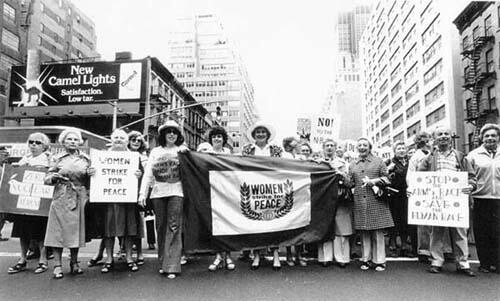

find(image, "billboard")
[9,61,144,107]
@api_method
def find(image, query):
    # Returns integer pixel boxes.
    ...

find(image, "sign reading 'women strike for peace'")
[407,171,469,228]
[89,150,139,203]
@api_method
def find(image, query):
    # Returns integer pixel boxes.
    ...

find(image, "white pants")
[429,226,470,269]
[318,236,350,263]
[360,230,386,265]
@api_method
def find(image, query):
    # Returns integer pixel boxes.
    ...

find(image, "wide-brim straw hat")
[158,120,181,134]
[247,121,276,142]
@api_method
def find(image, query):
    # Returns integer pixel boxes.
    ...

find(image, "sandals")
[101,262,113,273]
[136,258,145,266]
[87,256,103,267]
[8,261,27,274]
[127,262,139,272]
[208,257,223,271]
[34,263,48,274]
[53,265,63,279]
[70,261,83,275]
[225,257,235,271]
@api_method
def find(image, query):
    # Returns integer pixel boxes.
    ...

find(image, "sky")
[72,0,367,141]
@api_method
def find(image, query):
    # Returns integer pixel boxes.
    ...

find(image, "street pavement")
[0,222,498,301]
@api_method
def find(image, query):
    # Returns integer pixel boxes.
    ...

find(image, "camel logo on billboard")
[9,61,144,107]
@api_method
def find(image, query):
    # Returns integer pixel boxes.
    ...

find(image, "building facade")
[165,14,258,152]
[324,5,372,140]
[0,0,98,126]
[454,1,500,152]
[360,0,467,151]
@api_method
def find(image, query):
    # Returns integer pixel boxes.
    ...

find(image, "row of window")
[1,29,19,50]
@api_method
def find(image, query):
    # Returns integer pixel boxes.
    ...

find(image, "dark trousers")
[473,198,500,269]
[152,196,183,274]
[146,219,156,245]
[389,194,417,253]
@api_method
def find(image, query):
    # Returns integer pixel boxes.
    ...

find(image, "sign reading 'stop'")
[9,61,145,107]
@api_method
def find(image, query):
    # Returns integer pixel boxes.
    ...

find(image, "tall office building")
[165,14,258,151]
[360,0,467,151]
[323,5,371,140]
[0,0,99,125]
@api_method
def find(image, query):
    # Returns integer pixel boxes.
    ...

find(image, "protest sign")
[89,150,139,203]
[310,114,339,150]
[0,165,53,216]
[407,171,469,228]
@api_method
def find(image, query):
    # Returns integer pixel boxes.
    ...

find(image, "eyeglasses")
[130,138,143,143]
[28,140,43,145]
[165,129,177,134]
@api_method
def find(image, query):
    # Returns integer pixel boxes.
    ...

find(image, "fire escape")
[461,27,496,148]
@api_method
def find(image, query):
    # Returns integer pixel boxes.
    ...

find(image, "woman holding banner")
[8,132,52,275]
[197,126,236,271]
[242,121,283,271]
[44,128,90,279]
[138,120,188,279]
[90,129,142,273]
[346,138,393,272]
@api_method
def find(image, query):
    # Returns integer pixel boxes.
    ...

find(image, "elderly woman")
[317,139,352,268]
[299,142,313,159]
[198,126,236,271]
[92,129,142,273]
[387,141,416,257]
[346,138,393,271]
[8,132,52,275]
[467,123,500,273]
[138,120,188,279]
[44,128,90,279]
[242,121,283,270]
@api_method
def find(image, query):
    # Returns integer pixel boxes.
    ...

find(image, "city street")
[0,223,498,301]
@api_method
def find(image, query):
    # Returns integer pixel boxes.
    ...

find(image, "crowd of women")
[2,120,500,279]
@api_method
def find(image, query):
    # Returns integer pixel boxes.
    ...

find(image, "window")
[423,59,443,84]
[3,3,16,23]
[381,110,390,123]
[422,16,440,45]
[405,82,419,101]
[393,131,404,142]
[379,80,388,94]
[462,35,470,51]
[406,101,420,119]
[405,63,418,84]
[403,44,417,67]
[380,95,389,108]
[425,82,444,106]
[488,85,496,110]
[392,97,403,113]
[426,105,446,126]
[1,29,19,50]
[391,81,402,97]
[392,114,404,130]
[485,15,492,36]
[423,36,442,64]
[472,26,480,41]
[390,64,401,82]
[407,121,421,138]
[381,125,390,138]
[486,49,494,73]
[40,3,45,12]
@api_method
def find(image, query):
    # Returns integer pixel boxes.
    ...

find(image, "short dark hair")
[414,131,431,149]
[282,136,298,150]
[208,126,228,146]
[158,126,184,147]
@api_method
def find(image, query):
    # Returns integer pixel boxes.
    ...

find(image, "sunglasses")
[130,138,143,143]
[165,129,178,134]
[28,140,43,145]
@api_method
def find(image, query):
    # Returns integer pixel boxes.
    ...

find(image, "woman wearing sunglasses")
[8,132,52,275]
[138,120,188,279]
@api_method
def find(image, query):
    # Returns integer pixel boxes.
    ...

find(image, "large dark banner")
[9,61,144,107]
[0,165,53,216]
[179,152,340,253]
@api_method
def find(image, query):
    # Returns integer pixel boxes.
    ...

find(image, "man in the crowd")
[418,127,476,277]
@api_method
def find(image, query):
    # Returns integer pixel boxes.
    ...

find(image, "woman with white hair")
[44,128,91,279]
[8,132,52,275]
